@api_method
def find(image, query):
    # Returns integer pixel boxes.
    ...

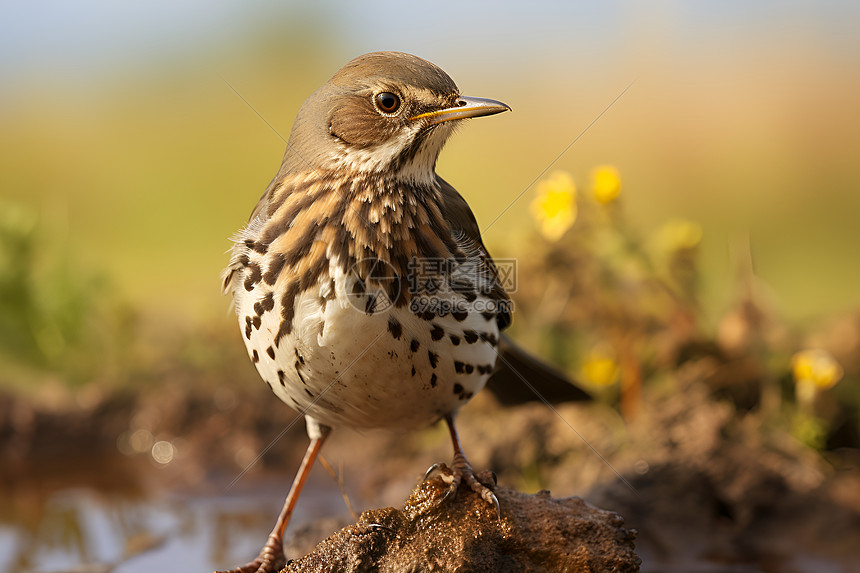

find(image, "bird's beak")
[410,96,511,125]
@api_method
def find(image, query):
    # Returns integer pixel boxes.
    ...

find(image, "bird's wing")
[222,175,282,295]
[248,173,282,224]
[436,176,591,404]
[436,176,511,330]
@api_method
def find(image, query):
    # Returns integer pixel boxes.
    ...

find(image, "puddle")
[0,460,350,573]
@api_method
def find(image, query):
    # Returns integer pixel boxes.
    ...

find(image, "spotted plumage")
[224,134,511,431]
[220,52,519,573]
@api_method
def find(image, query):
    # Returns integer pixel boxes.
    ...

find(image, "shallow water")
[4,451,858,573]
[0,462,348,573]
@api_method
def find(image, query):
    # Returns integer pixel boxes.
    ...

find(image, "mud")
[284,466,639,572]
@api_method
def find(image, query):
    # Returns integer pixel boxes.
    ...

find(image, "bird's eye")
[374,92,401,114]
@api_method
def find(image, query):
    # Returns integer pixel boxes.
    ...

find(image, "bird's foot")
[424,454,500,518]
[216,533,287,573]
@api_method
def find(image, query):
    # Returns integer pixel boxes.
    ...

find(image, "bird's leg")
[218,425,331,573]
[439,413,500,516]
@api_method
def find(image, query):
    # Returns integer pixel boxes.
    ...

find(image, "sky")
[4,1,858,87]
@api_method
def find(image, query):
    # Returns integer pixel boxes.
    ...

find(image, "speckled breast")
[236,258,500,430]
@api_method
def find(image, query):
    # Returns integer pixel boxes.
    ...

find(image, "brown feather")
[487,334,591,405]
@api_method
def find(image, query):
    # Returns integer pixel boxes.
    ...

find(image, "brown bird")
[221,51,586,573]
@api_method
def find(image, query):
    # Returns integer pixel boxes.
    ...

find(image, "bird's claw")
[441,478,458,503]
[485,489,501,519]
[216,535,286,573]
[459,465,500,519]
[423,462,442,482]
[216,557,284,573]
[425,456,500,518]
[361,522,394,535]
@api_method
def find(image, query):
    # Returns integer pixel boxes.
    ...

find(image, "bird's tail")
[487,334,591,406]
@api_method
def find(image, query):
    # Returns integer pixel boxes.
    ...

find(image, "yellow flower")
[591,165,621,204]
[791,349,843,390]
[530,171,577,241]
[582,351,620,387]
[657,218,703,251]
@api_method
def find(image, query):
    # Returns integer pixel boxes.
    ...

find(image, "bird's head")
[279,51,510,185]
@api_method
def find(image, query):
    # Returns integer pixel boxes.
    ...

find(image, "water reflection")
[0,456,346,573]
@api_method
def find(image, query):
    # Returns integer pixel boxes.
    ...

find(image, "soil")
[2,356,860,571]
[284,467,639,572]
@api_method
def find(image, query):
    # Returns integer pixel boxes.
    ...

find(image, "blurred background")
[2,1,859,572]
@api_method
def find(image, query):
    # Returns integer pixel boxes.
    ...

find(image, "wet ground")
[0,381,356,573]
[0,455,353,573]
[2,371,860,573]
[2,483,344,573]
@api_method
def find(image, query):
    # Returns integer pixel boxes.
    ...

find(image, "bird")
[221,51,586,573]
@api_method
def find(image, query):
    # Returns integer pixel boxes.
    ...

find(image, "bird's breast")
[233,252,500,430]
[225,171,502,428]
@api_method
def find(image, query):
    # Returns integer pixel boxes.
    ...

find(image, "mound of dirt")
[284,465,640,573]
